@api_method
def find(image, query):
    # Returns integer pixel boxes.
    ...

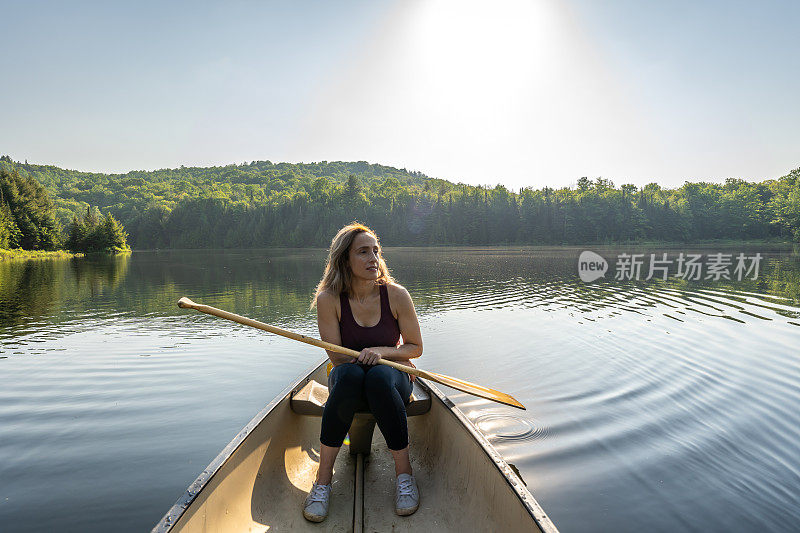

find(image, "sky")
[1,0,798,190]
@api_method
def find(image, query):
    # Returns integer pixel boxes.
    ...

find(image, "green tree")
[0,168,61,250]
[0,199,23,248]
[771,169,800,240]
[66,207,130,253]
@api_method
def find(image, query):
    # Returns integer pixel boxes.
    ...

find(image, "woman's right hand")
[357,347,382,365]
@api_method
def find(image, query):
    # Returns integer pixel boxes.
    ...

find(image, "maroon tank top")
[339,284,402,352]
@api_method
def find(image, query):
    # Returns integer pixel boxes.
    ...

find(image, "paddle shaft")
[178,297,421,374]
[177,297,525,409]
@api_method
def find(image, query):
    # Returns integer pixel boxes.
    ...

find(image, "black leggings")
[320,363,413,451]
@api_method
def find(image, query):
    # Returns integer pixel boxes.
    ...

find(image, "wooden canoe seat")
[291,379,431,455]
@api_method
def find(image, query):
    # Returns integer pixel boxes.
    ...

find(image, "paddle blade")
[422,369,526,410]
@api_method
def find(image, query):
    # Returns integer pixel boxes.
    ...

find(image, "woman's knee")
[330,364,365,393]
[364,365,400,387]
[364,366,401,395]
[332,363,364,382]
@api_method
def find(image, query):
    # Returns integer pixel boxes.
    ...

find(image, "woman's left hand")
[357,348,382,365]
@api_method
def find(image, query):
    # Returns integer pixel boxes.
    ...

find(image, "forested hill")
[1,155,799,248]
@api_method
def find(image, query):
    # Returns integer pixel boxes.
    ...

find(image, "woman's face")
[347,232,381,282]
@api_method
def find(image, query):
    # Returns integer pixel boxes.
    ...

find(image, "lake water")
[1,246,799,532]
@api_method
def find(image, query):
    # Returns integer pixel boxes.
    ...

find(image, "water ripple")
[472,412,546,442]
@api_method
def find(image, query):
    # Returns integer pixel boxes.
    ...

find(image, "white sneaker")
[395,473,420,516]
[303,482,331,522]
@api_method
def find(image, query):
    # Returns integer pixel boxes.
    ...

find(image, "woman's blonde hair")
[312,222,394,307]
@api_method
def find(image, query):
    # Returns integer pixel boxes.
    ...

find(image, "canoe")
[152,358,559,532]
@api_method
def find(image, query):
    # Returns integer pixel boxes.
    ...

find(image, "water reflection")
[0,255,129,328]
[3,246,799,334]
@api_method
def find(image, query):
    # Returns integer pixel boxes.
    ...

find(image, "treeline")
[1,156,799,247]
[0,164,129,253]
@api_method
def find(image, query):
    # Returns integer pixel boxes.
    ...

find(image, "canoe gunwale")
[152,357,559,533]
[422,380,560,533]
[151,357,328,533]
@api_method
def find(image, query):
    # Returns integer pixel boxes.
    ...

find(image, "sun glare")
[296,0,648,188]
[409,0,555,94]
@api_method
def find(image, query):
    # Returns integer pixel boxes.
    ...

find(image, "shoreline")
[1,239,795,260]
[0,249,84,261]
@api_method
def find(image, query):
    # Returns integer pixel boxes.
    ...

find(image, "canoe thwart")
[290,379,431,417]
[290,379,432,455]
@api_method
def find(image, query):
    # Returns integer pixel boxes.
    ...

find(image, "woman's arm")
[316,291,352,366]
[356,284,423,365]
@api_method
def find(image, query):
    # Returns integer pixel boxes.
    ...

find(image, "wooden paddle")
[177,297,525,410]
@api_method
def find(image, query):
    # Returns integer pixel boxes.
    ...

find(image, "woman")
[304,223,423,522]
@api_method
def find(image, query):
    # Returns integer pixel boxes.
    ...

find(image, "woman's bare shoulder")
[386,282,413,307]
[316,289,340,309]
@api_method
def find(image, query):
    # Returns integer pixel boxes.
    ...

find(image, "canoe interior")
[153,359,558,532]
